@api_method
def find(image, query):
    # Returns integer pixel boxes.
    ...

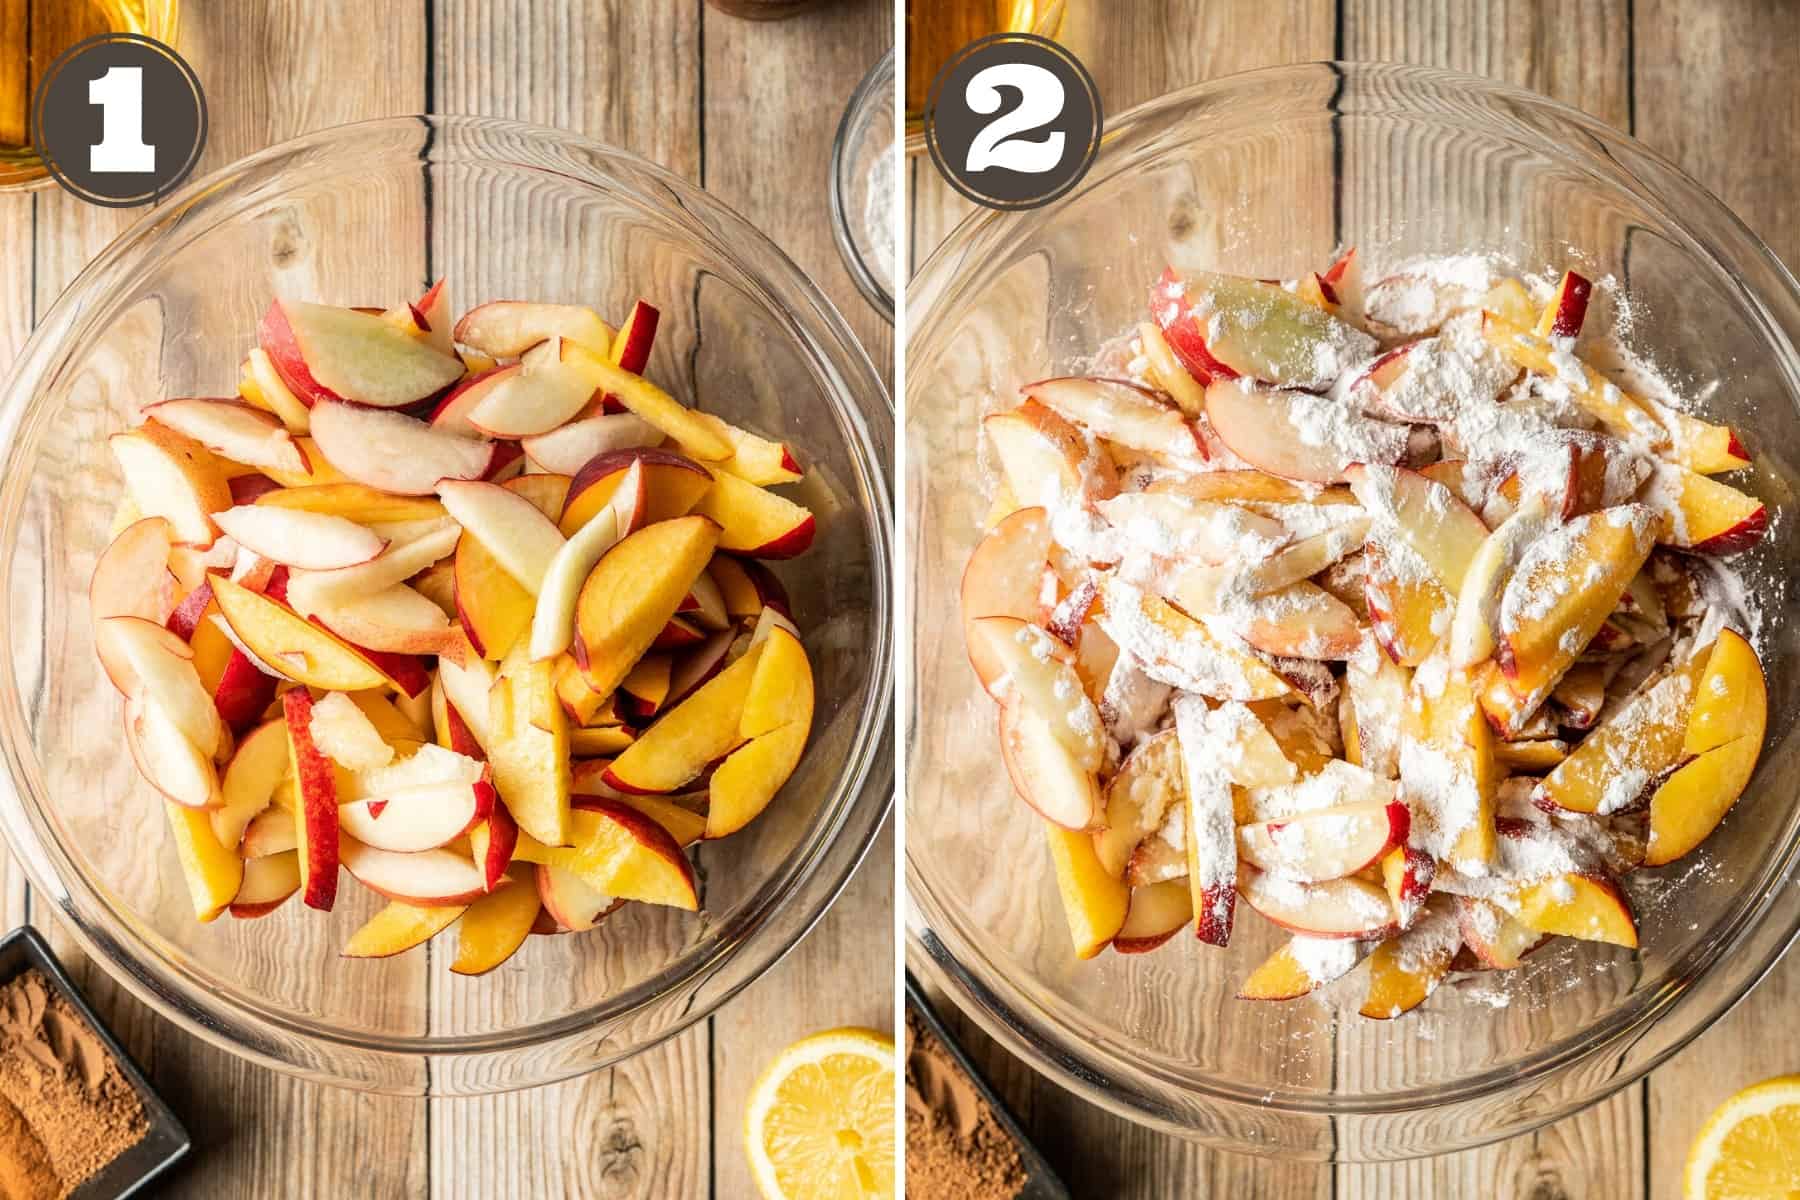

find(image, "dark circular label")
[32,33,207,208]
[923,33,1101,212]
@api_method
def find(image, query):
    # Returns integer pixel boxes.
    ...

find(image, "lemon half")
[1685,1075,1800,1198]
[744,1027,896,1200]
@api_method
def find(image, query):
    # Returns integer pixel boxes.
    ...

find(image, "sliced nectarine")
[109,423,231,547]
[1512,873,1637,947]
[165,801,243,922]
[1044,823,1129,959]
[691,470,815,559]
[487,651,571,847]
[604,644,761,794]
[449,869,541,975]
[343,900,468,958]
[574,516,720,698]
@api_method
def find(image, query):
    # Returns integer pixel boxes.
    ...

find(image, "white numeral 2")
[964,62,1065,175]
[89,66,155,174]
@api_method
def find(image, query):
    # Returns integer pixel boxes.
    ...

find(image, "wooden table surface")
[0,2,893,1197]
[907,2,1800,1196]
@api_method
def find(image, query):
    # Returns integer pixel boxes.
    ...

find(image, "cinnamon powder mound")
[905,1010,1026,1200]
[0,971,146,1198]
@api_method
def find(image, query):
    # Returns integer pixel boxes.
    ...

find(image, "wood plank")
[16,4,433,1196]
[1631,4,1800,1195]
[909,0,1336,273]
[703,0,894,374]
[426,6,713,1197]
[1334,4,1639,1196]
[701,3,894,1193]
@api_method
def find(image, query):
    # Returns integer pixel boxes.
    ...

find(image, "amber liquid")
[0,0,174,186]
[904,0,1066,121]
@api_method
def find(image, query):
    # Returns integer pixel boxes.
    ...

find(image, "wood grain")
[1632,4,1800,1197]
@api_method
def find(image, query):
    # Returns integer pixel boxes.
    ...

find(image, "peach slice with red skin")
[465,343,598,438]
[228,851,300,919]
[449,868,542,975]
[1456,896,1546,969]
[1485,505,1657,733]
[983,401,1118,508]
[213,505,387,571]
[1204,379,1408,485]
[1534,269,1592,338]
[1091,729,1183,879]
[240,807,298,858]
[965,617,1102,771]
[143,399,309,478]
[1236,867,1398,940]
[574,515,720,699]
[960,506,1052,677]
[109,423,232,547]
[541,800,698,909]
[691,470,815,559]
[1363,541,1450,668]
[536,863,618,931]
[1237,799,1410,884]
[682,411,804,487]
[97,615,224,756]
[259,299,464,409]
[603,644,762,794]
[561,447,711,535]
[452,301,615,356]
[705,716,810,839]
[213,717,289,851]
[306,400,499,496]
[1148,266,1237,386]
[438,480,566,594]
[282,689,341,911]
[338,777,493,853]
[253,482,446,525]
[92,517,178,625]
[1112,879,1192,954]
[341,841,491,907]
[996,703,1100,833]
[1511,872,1638,948]
[1023,376,1204,459]
[556,341,732,460]
[522,410,662,475]
[1534,650,1708,815]
[528,463,641,661]
[454,525,534,660]
[1044,823,1129,960]
[1345,463,1490,595]
[1649,465,1767,555]
[1172,697,1237,945]
[1174,270,1377,389]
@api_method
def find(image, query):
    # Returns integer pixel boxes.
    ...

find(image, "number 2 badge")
[923,33,1101,212]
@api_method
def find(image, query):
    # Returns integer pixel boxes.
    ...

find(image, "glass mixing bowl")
[0,116,893,1094]
[905,63,1800,1159]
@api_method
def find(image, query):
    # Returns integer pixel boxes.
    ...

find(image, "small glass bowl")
[905,63,1800,1159]
[0,116,893,1094]
[830,48,896,323]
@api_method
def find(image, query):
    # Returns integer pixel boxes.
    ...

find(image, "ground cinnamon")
[905,1009,1026,1200]
[0,971,146,1198]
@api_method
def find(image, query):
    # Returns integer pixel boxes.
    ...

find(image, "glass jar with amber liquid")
[905,0,1066,148]
[0,0,179,189]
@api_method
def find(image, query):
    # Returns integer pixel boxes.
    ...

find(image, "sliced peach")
[1091,729,1184,879]
[1044,823,1129,959]
[536,863,616,931]
[1534,269,1591,338]
[574,516,720,698]
[1343,648,1410,777]
[1486,506,1657,732]
[1512,872,1637,948]
[965,617,1103,770]
[306,400,500,496]
[1684,629,1766,757]
[705,719,809,839]
[1380,846,1435,919]
[1482,277,1537,327]
[449,869,541,975]
[1657,406,1751,475]
[144,399,309,478]
[340,841,490,906]
[487,652,570,847]
[260,298,464,409]
[1345,464,1490,595]
[690,470,814,559]
[109,423,231,546]
[603,645,761,794]
[1023,376,1204,459]
[342,900,468,958]
[1482,313,1665,445]
[1112,879,1193,953]
[1359,901,1460,1019]
[1363,540,1450,667]
[1456,896,1545,969]
[242,346,311,433]
[554,341,730,459]
[1448,492,1553,668]
[1644,733,1762,867]
[1238,799,1409,884]
[1095,577,1293,701]
[1238,936,1366,1000]
[983,401,1118,508]
[240,807,298,858]
[1177,270,1376,389]
[165,800,243,922]
[92,516,178,625]
[1401,659,1497,872]
[1204,379,1407,484]
[1535,652,1707,815]
[1134,321,1207,417]
[453,300,614,356]
[1649,465,1767,555]
[960,506,1051,676]
[285,518,461,610]
[996,703,1100,832]
[710,555,764,622]
[454,527,534,660]
[282,689,341,910]
[682,410,803,486]
[616,653,673,722]
[740,626,811,739]
[228,850,301,919]
[210,574,389,693]
[1236,867,1397,940]
[544,800,698,909]
[212,717,289,851]
[1172,697,1238,945]
[561,447,711,535]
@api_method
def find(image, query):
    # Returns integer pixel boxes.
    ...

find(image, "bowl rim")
[830,47,897,322]
[0,113,895,1092]
[904,59,1800,1154]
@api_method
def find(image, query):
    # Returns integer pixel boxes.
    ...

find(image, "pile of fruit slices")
[94,285,819,976]
[962,252,1771,1018]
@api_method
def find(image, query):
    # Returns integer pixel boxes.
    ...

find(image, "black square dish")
[0,925,190,1199]
[906,971,1071,1200]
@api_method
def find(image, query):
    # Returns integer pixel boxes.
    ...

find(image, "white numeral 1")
[89,66,155,174]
